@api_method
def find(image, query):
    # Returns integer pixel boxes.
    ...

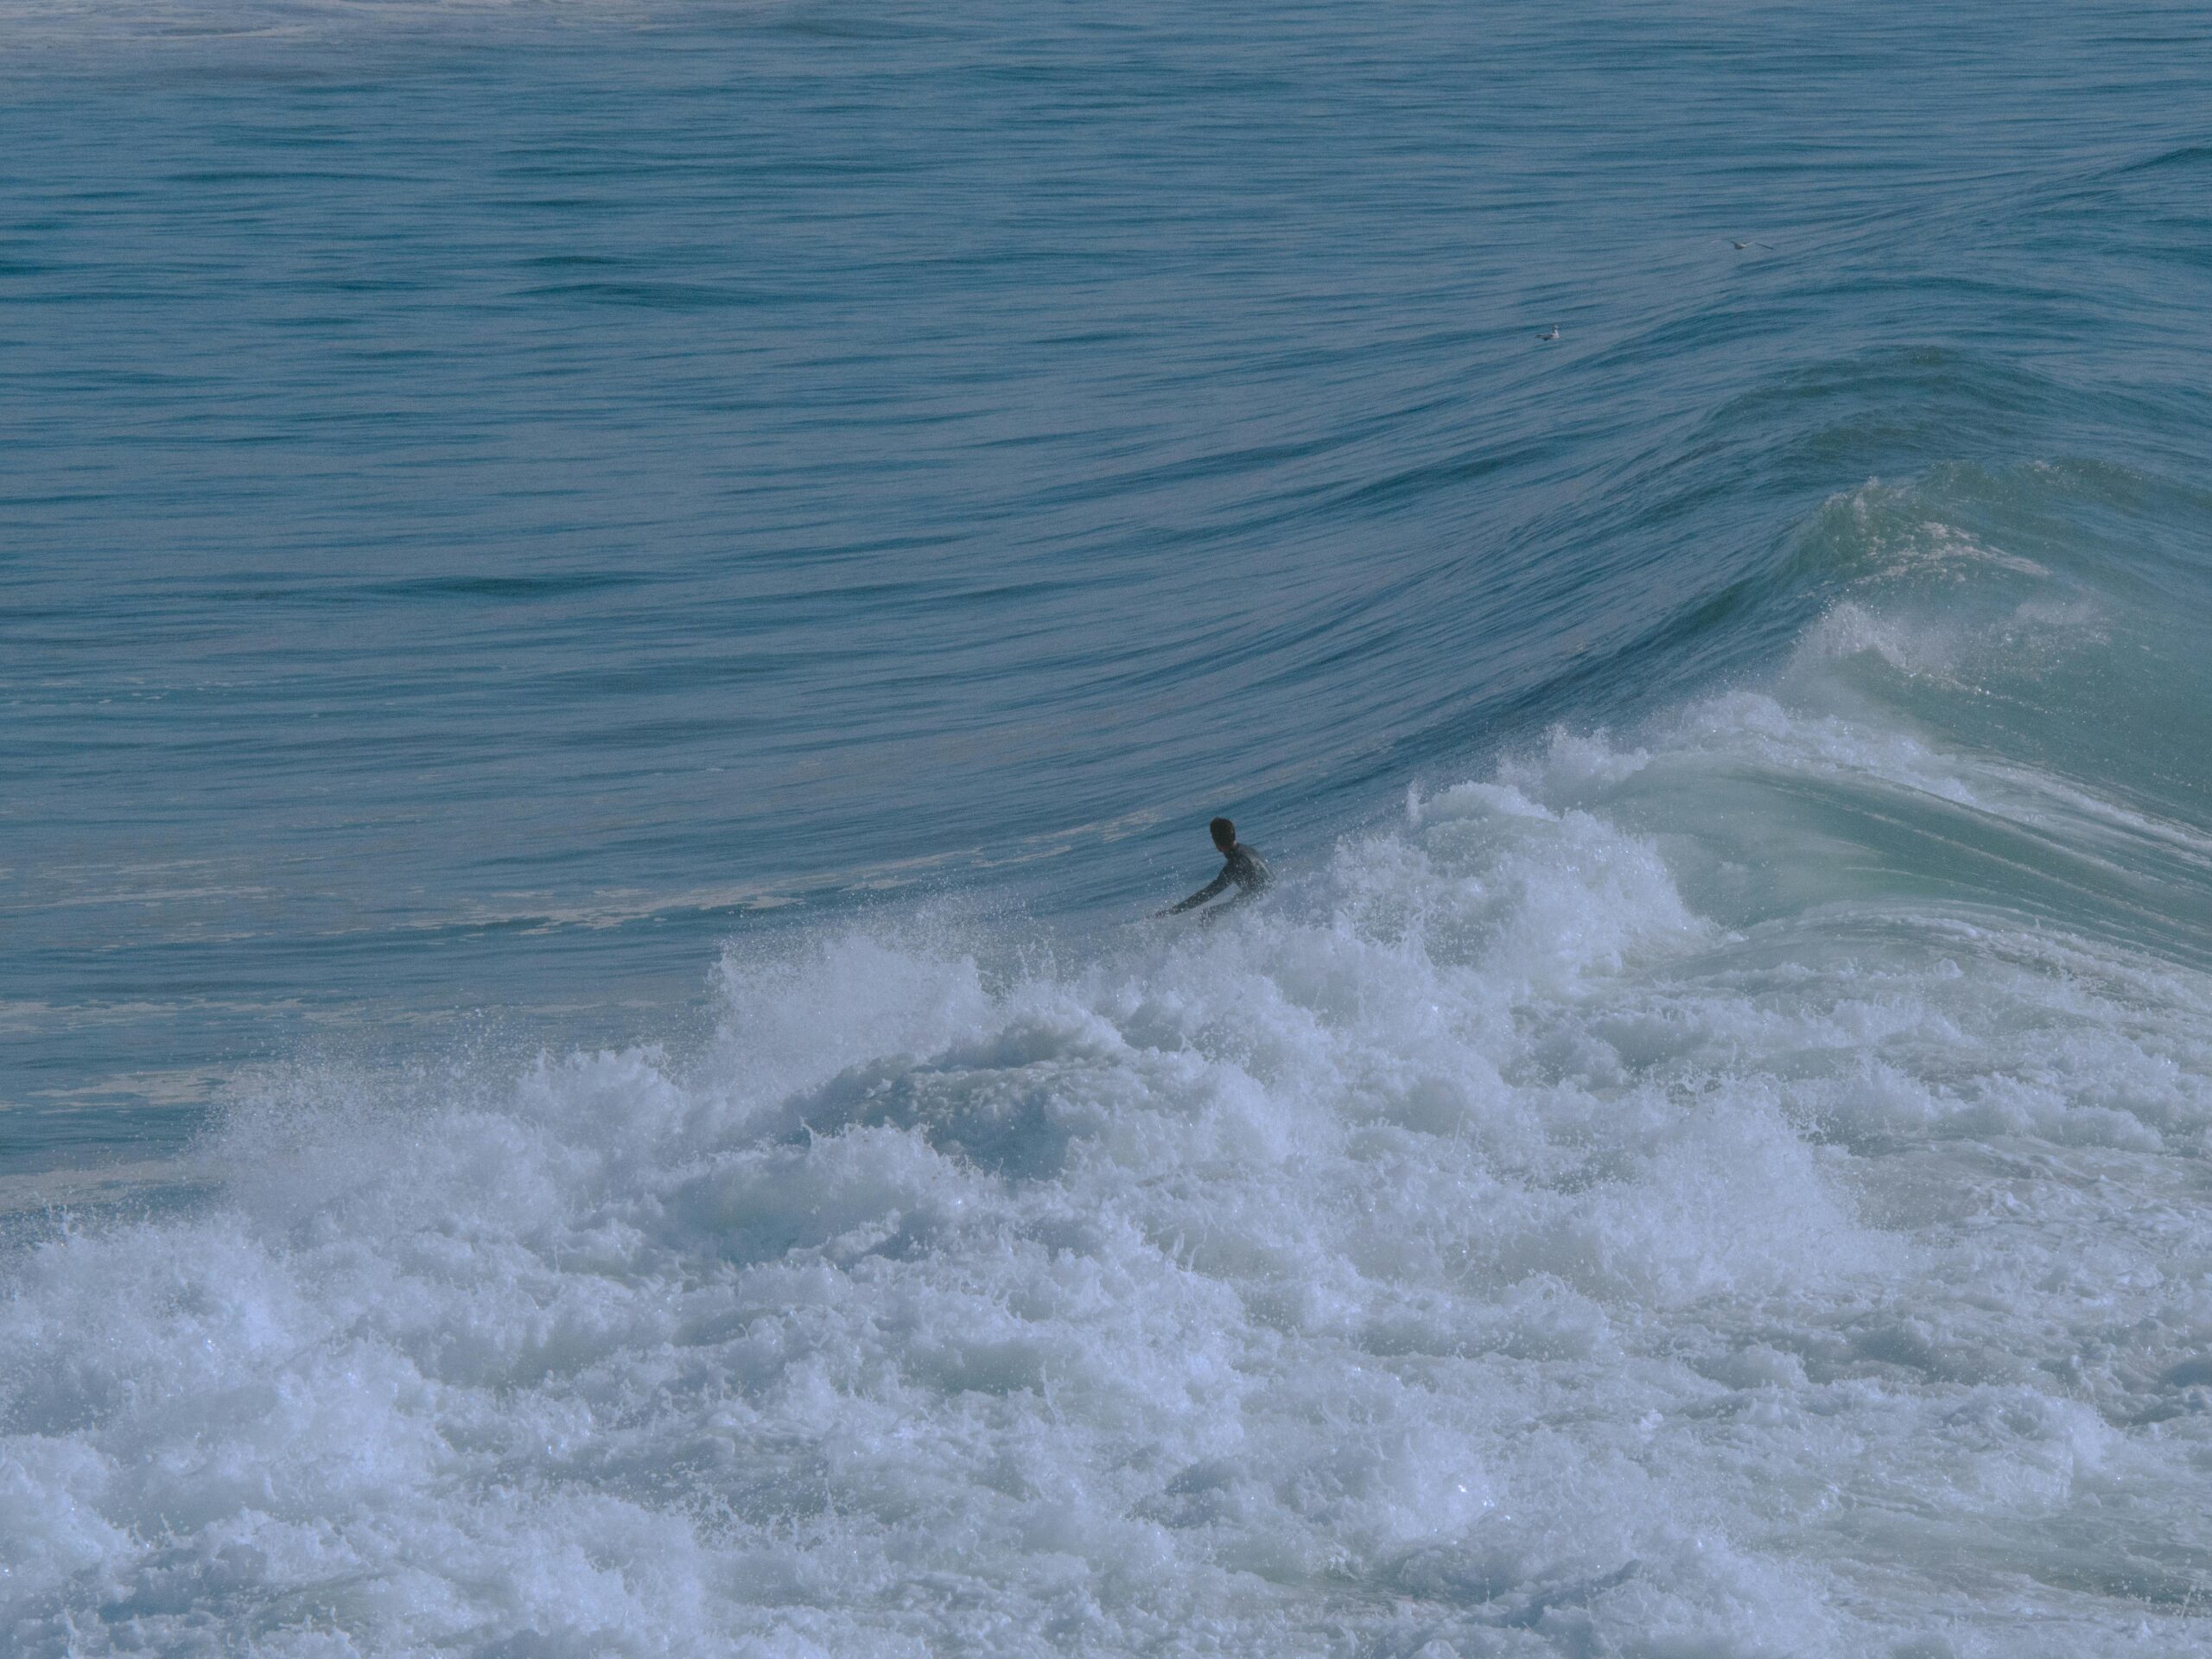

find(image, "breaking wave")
[9,473,2212,1655]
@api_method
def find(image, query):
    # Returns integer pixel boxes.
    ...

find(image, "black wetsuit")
[1167,842,1272,913]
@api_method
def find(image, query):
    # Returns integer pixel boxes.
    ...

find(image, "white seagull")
[1537,325,1560,341]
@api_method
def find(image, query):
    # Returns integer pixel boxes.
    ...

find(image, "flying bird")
[1732,239,1774,251]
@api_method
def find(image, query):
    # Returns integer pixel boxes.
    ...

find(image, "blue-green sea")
[5,3,2212,1653]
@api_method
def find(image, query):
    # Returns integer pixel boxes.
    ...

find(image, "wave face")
[9,1,2212,1653]
[9,494,2212,1652]
[9,0,2212,1128]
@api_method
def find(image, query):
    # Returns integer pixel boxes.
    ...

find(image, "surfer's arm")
[1159,869,1232,916]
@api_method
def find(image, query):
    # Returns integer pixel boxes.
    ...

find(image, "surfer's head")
[1210,817,1236,852]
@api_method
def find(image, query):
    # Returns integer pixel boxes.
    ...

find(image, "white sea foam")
[8,668,2212,1656]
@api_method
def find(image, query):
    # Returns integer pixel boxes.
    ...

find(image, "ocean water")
[7,1,2212,1652]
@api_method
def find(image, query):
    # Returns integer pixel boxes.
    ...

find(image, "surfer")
[1157,817,1272,918]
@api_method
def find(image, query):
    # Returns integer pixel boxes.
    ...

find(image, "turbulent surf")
[5,3,2212,1654]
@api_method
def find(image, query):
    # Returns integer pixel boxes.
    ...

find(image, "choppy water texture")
[7,3,2212,1654]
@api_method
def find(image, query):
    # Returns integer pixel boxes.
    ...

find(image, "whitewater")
[8,473,2211,1654]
